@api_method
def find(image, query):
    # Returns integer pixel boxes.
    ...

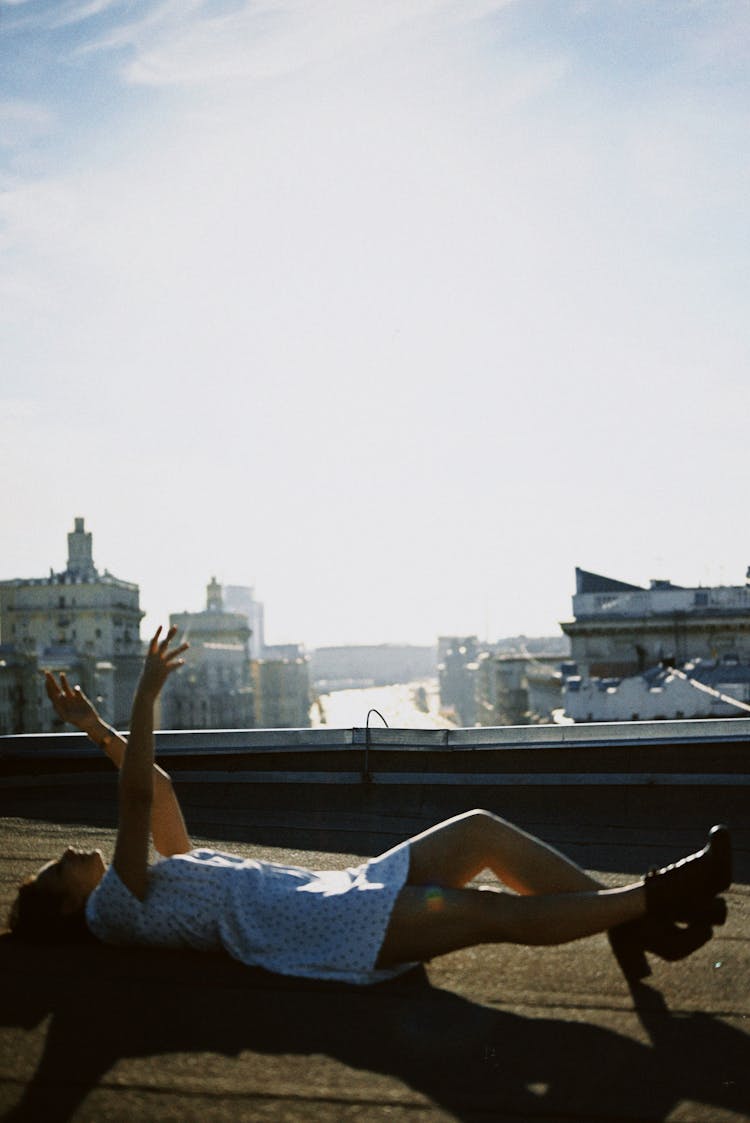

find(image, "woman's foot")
[644,825,732,921]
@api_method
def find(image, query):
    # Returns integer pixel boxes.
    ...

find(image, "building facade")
[475,651,563,727]
[439,637,567,728]
[561,567,750,678]
[561,567,750,721]
[437,637,481,726]
[162,578,313,731]
[222,584,265,660]
[251,655,311,729]
[0,519,143,731]
[161,579,255,730]
[310,644,437,690]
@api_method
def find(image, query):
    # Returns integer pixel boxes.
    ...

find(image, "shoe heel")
[710,896,728,926]
[609,912,715,980]
[608,925,651,981]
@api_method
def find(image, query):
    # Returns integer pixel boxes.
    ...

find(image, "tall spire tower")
[66,517,97,579]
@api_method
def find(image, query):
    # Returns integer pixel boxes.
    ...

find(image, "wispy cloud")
[50,0,131,30]
[72,0,516,85]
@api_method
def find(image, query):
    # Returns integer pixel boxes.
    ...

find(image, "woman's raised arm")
[113,627,188,899]
[45,664,191,859]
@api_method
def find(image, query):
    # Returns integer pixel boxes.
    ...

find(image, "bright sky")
[2,1,749,648]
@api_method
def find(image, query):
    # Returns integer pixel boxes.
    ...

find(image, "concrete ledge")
[3,721,750,786]
[3,714,750,759]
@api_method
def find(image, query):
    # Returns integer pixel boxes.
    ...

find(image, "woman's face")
[34,847,106,910]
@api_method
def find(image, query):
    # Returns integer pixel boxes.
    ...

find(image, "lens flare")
[425,886,445,912]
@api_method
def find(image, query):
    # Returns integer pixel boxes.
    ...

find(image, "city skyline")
[1,515,748,651]
[3,2,749,647]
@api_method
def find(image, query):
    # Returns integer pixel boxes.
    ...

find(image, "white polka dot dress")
[85,845,414,985]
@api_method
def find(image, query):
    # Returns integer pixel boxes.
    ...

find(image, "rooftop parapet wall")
[0,573,140,592]
[572,585,750,621]
[2,717,749,785]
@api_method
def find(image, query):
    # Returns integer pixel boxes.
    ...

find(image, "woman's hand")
[44,671,102,735]
[137,626,189,700]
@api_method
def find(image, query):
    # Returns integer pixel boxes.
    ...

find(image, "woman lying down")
[7,628,732,985]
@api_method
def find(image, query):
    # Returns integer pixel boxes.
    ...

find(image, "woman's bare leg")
[404,809,603,894]
[377,881,646,967]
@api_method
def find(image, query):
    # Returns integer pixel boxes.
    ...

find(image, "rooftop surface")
[1,732,749,1122]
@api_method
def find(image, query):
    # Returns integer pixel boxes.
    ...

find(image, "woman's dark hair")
[7,877,96,945]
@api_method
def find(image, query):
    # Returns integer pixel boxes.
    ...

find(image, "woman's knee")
[461,808,506,843]
[454,808,489,829]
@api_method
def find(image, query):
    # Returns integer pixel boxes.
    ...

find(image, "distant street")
[311,678,456,730]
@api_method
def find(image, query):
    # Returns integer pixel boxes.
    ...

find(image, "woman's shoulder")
[85,863,142,941]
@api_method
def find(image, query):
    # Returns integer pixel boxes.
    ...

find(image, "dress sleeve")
[85,863,146,944]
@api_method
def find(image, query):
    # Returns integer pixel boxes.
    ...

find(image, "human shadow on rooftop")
[1,937,748,1122]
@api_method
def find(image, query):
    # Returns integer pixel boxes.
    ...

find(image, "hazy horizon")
[3,2,749,647]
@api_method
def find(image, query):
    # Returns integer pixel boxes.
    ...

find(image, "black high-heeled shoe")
[609,896,727,981]
[644,825,732,921]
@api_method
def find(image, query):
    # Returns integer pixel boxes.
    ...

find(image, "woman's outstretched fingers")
[138,627,188,698]
[158,626,178,652]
